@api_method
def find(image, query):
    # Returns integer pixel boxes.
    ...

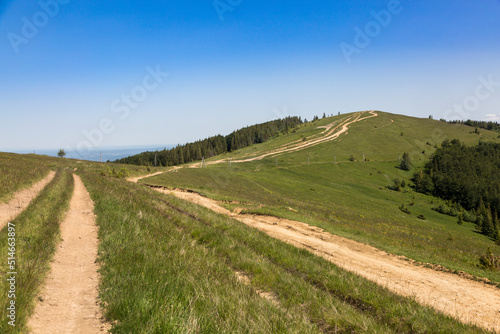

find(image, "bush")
[463,211,477,223]
[349,155,356,162]
[388,178,402,191]
[102,167,129,179]
[399,204,411,215]
[478,248,500,271]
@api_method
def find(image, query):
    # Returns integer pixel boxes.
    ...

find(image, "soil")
[0,171,56,230]
[152,186,500,333]
[194,110,378,167]
[27,174,110,333]
[127,170,165,183]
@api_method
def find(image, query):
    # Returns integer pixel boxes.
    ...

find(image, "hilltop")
[1,111,500,333]
[118,110,500,168]
[141,110,500,281]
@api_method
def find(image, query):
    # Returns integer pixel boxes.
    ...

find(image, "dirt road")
[127,170,165,183]
[28,174,109,334]
[195,110,378,167]
[0,171,56,231]
[151,186,500,333]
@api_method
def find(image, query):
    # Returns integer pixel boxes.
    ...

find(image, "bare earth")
[0,171,56,230]
[127,170,165,183]
[151,186,500,333]
[195,110,378,167]
[28,174,109,334]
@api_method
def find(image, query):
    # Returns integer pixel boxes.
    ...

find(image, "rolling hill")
[1,110,500,333]
[141,111,500,282]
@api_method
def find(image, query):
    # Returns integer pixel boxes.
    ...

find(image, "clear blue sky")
[1,0,499,151]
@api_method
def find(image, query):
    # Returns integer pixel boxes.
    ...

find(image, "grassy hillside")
[0,111,498,332]
[142,111,500,283]
[0,153,52,203]
[204,111,499,164]
[0,170,74,332]
[79,167,485,333]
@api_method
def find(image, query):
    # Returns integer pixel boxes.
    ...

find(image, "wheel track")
[0,171,56,231]
[27,174,109,333]
[144,184,500,333]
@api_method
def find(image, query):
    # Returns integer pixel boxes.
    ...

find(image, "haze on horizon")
[1,0,499,152]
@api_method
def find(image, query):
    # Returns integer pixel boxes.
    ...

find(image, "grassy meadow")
[0,153,52,203]
[0,170,74,333]
[0,111,499,332]
[79,167,486,333]
[142,112,500,283]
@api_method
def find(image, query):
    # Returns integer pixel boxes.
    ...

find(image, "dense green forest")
[115,117,302,166]
[412,140,500,242]
[441,119,500,133]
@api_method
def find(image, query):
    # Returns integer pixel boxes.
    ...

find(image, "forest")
[412,139,500,242]
[115,116,302,167]
[442,119,500,133]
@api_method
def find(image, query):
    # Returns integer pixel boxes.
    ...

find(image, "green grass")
[81,171,319,333]
[0,111,498,332]
[142,112,500,284]
[0,170,74,333]
[81,169,486,333]
[0,153,52,203]
[207,112,500,165]
[0,150,167,203]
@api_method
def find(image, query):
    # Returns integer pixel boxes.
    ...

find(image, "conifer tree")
[399,152,412,171]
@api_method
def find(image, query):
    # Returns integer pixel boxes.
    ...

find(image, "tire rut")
[27,174,109,334]
[148,185,500,333]
[0,171,56,231]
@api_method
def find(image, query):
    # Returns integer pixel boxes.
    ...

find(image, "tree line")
[441,119,500,133]
[412,139,500,242]
[115,116,303,167]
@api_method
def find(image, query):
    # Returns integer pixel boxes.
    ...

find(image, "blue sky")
[1,0,499,151]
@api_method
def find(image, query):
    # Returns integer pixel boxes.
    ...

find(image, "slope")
[141,111,500,284]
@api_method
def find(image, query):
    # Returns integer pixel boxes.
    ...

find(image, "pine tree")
[399,152,412,171]
[482,205,495,238]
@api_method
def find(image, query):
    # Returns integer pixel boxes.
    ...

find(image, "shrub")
[399,204,411,215]
[388,178,402,191]
[478,248,500,271]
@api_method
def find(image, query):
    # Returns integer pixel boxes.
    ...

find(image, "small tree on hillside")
[57,149,66,158]
[399,152,412,171]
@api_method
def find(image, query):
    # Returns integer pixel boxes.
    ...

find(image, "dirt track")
[150,186,500,333]
[127,170,165,183]
[28,174,109,334]
[0,171,55,230]
[197,110,378,167]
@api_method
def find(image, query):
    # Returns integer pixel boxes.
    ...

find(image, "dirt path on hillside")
[127,170,165,183]
[150,186,500,333]
[0,171,56,231]
[194,111,378,167]
[28,174,110,334]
